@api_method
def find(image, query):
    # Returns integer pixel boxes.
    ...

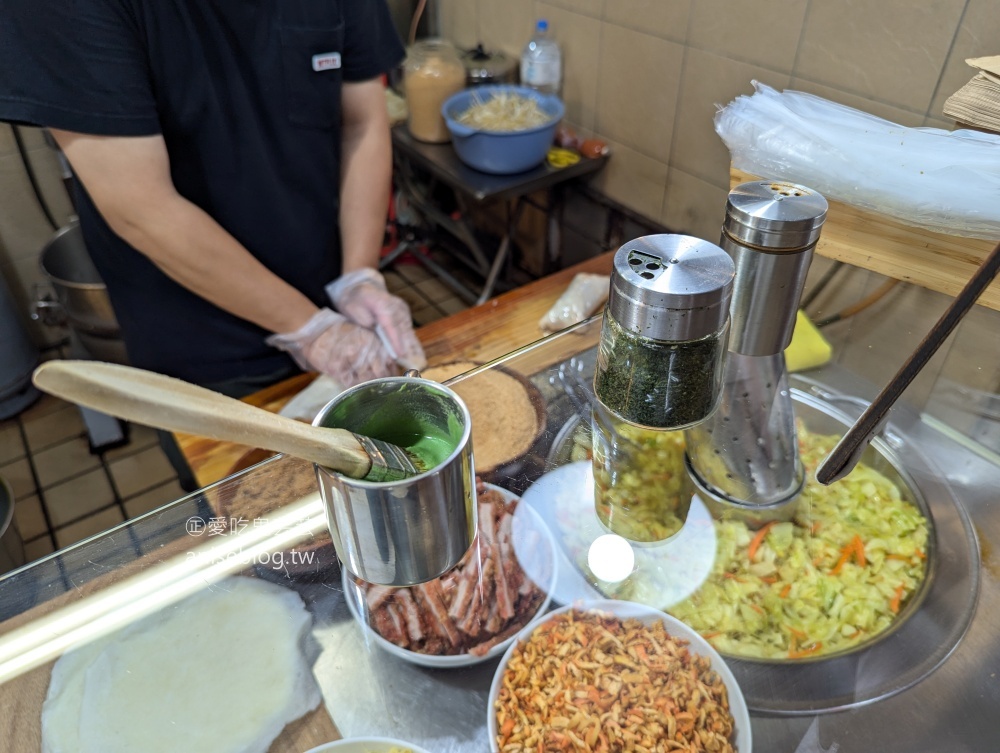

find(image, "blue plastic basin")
[442,85,564,175]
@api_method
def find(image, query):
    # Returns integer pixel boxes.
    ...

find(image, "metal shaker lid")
[724,181,828,250]
[608,235,735,342]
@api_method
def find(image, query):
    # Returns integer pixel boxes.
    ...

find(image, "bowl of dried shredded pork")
[489,601,751,753]
[343,482,557,668]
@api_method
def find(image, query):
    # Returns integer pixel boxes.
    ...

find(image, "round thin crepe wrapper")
[42,577,319,753]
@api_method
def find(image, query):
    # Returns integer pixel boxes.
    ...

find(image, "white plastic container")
[519,19,561,96]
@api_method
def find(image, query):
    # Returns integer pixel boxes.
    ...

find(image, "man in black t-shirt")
[0,0,425,392]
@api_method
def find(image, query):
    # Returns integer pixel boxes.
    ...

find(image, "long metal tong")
[816,238,1000,485]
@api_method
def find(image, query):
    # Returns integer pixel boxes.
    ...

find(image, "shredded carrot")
[748,521,777,561]
[852,534,866,567]
[750,603,765,615]
[832,536,866,574]
[916,549,927,560]
[701,631,721,640]
[787,626,807,640]
[890,584,906,613]
[761,574,779,584]
[810,520,822,535]
[780,583,792,598]
[788,641,824,659]
[831,547,852,575]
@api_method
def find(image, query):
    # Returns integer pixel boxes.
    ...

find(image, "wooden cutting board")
[0,535,341,752]
[175,251,617,488]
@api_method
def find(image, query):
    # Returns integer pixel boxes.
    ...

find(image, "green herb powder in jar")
[595,311,727,429]
[594,235,735,430]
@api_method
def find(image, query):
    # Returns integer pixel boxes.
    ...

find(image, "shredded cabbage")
[592,421,690,542]
[561,423,929,660]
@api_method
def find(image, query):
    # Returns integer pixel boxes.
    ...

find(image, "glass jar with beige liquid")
[404,40,466,143]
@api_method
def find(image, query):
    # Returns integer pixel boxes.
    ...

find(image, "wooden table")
[175,253,615,487]
[388,126,608,304]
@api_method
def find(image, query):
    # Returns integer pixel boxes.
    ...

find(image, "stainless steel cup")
[313,376,476,586]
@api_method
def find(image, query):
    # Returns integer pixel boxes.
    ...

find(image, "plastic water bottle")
[520,19,562,96]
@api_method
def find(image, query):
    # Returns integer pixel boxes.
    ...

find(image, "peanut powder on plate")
[495,609,736,753]
[423,362,539,473]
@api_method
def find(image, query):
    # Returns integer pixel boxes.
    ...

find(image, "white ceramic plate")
[303,737,431,753]
[520,461,718,608]
[487,600,753,753]
[342,485,557,668]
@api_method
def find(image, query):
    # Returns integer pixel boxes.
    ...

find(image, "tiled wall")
[437,0,997,240]
[438,0,1000,418]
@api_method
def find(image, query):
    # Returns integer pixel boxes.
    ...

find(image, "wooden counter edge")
[175,252,615,487]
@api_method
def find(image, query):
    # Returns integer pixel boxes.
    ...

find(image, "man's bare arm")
[50,130,319,334]
[338,78,393,275]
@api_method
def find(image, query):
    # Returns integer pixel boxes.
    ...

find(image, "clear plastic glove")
[265,308,397,387]
[325,268,427,370]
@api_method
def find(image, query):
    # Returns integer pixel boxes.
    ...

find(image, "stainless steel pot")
[34,223,128,364]
[313,376,477,586]
[461,44,516,86]
[35,222,121,338]
[0,478,25,577]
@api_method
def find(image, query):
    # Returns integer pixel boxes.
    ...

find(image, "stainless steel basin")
[545,377,979,713]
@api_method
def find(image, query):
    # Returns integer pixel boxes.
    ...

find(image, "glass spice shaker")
[594,235,736,430]
[591,407,694,543]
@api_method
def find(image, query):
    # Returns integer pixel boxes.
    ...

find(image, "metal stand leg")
[477,200,526,305]
[378,240,418,271]
[380,234,480,305]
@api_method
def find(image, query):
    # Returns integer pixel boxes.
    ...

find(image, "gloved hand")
[265,308,397,386]
[325,268,427,370]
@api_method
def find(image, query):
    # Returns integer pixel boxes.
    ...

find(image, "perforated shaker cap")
[608,235,735,342]
[724,181,829,250]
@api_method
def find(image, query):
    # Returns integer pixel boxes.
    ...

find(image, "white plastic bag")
[715,82,1000,239]
[539,273,609,333]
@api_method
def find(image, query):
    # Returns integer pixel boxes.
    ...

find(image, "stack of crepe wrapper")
[943,56,1000,133]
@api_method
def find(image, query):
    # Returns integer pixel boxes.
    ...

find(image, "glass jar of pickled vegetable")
[594,235,735,430]
[591,404,694,543]
[404,39,466,143]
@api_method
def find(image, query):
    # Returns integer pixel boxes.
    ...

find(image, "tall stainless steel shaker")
[686,181,828,522]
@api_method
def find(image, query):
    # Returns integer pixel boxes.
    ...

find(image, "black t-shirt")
[0,0,404,383]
